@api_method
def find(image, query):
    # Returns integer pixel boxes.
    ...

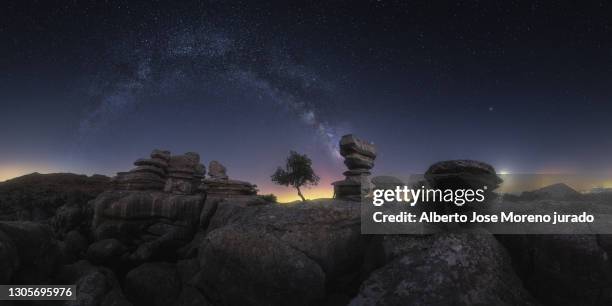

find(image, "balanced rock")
[333,134,377,201]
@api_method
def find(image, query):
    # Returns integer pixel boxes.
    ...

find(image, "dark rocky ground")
[1,171,612,306]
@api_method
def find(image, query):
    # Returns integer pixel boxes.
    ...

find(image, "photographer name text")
[372,211,595,224]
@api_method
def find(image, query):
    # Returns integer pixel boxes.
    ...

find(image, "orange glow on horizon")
[0,164,52,182]
[273,186,334,203]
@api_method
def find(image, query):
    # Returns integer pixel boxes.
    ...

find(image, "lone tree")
[271,151,320,201]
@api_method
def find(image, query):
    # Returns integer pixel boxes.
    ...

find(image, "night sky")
[2,1,612,201]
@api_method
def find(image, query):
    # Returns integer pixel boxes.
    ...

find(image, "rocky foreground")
[1,151,612,306]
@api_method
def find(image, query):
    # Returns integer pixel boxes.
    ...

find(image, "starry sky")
[1,1,612,201]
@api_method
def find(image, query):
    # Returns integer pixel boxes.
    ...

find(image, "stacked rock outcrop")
[164,152,205,195]
[114,149,170,191]
[201,160,257,197]
[332,134,377,200]
[208,160,228,180]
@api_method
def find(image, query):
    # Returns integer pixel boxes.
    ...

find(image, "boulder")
[344,153,375,170]
[114,149,172,191]
[198,199,365,305]
[92,191,204,225]
[91,191,204,261]
[206,199,363,276]
[151,149,171,162]
[134,158,168,170]
[52,204,85,238]
[0,221,60,283]
[60,230,89,264]
[164,153,201,195]
[197,224,326,306]
[124,262,181,306]
[339,134,376,159]
[86,239,128,265]
[425,160,502,191]
[498,234,612,305]
[208,161,228,180]
[115,172,166,191]
[352,231,536,306]
[173,286,211,306]
[371,176,405,190]
[57,260,131,306]
[201,179,258,197]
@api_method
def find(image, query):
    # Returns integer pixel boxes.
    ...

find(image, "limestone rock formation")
[498,234,612,305]
[92,191,204,261]
[92,151,262,264]
[202,179,258,197]
[208,160,228,180]
[352,231,536,306]
[115,149,170,191]
[124,262,181,306]
[198,224,326,306]
[0,221,60,284]
[59,230,88,264]
[332,134,377,200]
[370,176,405,190]
[86,238,128,265]
[200,160,257,198]
[425,159,502,191]
[7,153,612,306]
[198,199,364,305]
[56,260,131,306]
[164,152,204,195]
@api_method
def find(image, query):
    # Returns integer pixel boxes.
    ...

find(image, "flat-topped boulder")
[339,134,376,159]
[425,160,502,190]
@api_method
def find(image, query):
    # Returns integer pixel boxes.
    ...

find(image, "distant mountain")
[520,183,582,200]
[0,172,111,221]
